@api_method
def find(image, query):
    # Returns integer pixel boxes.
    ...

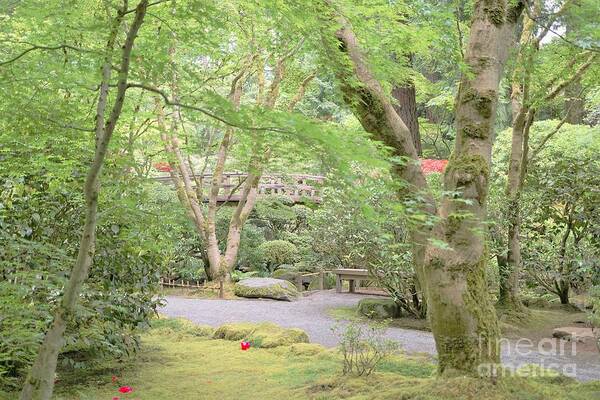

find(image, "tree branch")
[125,82,292,133]
[288,71,316,112]
[542,52,597,102]
[0,43,94,67]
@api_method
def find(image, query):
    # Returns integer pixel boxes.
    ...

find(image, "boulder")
[552,327,596,343]
[358,298,401,319]
[234,277,300,301]
[272,267,301,282]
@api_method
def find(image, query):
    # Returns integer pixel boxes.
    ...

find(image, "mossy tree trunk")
[326,0,523,376]
[423,0,523,372]
[19,2,148,399]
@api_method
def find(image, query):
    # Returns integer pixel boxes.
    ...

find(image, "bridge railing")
[153,172,324,203]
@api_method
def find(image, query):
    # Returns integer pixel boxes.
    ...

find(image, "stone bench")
[333,268,371,293]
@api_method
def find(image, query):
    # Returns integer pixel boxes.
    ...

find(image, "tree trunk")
[202,70,246,280]
[19,3,148,399]
[424,1,523,374]
[392,84,421,155]
[558,283,570,304]
[555,213,573,305]
[565,79,584,124]
[327,0,523,376]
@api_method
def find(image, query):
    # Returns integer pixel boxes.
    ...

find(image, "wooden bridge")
[153,172,324,203]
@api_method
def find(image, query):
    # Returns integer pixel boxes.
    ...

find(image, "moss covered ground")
[2,318,596,400]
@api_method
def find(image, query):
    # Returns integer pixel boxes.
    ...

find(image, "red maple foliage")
[154,162,172,172]
[420,159,448,175]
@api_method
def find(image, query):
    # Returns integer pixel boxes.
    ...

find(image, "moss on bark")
[483,0,506,26]
[461,122,490,139]
[462,255,501,367]
[460,88,495,119]
[445,154,490,184]
[430,255,501,376]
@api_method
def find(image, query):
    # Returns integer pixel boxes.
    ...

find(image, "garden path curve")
[160,291,600,382]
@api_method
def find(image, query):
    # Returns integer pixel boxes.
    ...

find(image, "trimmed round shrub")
[256,240,299,271]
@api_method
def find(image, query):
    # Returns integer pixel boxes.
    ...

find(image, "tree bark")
[392,83,421,155]
[327,0,523,375]
[556,211,573,304]
[565,79,585,124]
[19,2,148,399]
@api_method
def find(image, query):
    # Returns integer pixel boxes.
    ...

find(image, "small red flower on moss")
[118,386,133,393]
[112,397,120,400]
[112,375,118,383]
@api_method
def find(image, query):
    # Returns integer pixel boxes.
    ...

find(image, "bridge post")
[318,271,324,290]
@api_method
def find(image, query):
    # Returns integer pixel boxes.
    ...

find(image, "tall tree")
[499,0,597,309]
[154,15,310,283]
[19,2,149,399]
[325,0,523,375]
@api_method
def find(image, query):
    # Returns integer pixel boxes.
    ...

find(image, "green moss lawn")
[4,318,599,400]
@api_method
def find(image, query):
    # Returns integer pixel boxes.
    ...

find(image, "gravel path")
[160,291,600,382]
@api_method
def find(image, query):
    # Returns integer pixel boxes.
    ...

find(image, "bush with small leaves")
[256,240,299,272]
[333,320,400,376]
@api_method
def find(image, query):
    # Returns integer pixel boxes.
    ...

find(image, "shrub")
[176,257,207,282]
[333,320,399,376]
[369,244,427,319]
[230,270,260,283]
[0,176,170,390]
[307,177,427,317]
[214,207,266,271]
[357,298,401,319]
[212,322,309,348]
[256,240,299,272]
[251,197,301,240]
[493,122,600,305]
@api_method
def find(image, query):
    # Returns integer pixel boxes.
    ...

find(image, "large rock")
[358,298,401,319]
[271,267,301,282]
[234,277,300,301]
[552,327,596,343]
